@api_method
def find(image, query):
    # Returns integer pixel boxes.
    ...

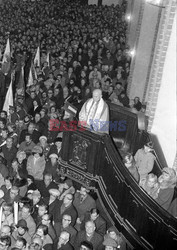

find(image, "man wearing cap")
[102,226,126,250]
[134,142,155,180]
[102,237,117,250]
[12,219,31,245]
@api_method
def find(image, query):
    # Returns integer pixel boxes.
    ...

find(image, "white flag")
[34,46,40,67]
[27,66,34,87]
[46,51,50,67]
[2,38,11,75]
[3,78,13,115]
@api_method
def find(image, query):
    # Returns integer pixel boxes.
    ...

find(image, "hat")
[27,190,34,195]
[65,179,73,188]
[49,153,58,159]
[39,136,47,141]
[17,95,24,100]
[9,106,15,110]
[107,226,119,235]
[145,141,153,149]
[32,146,43,154]
[0,189,4,199]
[49,189,60,197]
[17,219,28,229]
[103,237,117,247]
[54,137,62,143]
[32,190,41,198]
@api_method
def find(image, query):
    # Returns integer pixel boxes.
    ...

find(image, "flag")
[2,38,11,75]
[17,66,25,96]
[27,65,34,87]
[3,77,13,115]
[46,51,50,67]
[34,46,40,67]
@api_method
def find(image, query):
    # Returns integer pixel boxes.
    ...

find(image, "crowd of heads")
[123,143,177,216]
[0,0,145,119]
[0,0,174,249]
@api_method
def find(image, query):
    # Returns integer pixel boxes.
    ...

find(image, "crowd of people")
[123,142,177,216]
[0,0,176,249]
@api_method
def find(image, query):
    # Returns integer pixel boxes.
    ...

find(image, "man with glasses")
[57,231,73,250]
[29,237,43,250]
[54,214,77,246]
[41,214,57,242]
[57,194,77,227]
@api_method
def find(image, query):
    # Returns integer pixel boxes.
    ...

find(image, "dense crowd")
[0,0,176,250]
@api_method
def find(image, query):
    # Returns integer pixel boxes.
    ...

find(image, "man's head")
[80,241,93,250]
[90,208,99,221]
[0,226,11,237]
[62,214,72,228]
[57,231,70,248]
[2,203,13,217]
[41,214,52,226]
[28,123,35,133]
[92,89,102,102]
[63,194,73,207]
[15,237,26,250]
[80,186,89,199]
[44,173,52,187]
[49,189,60,200]
[21,204,31,219]
[17,219,28,237]
[0,236,11,250]
[10,186,19,200]
[38,203,48,217]
[29,237,43,250]
[103,237,117,250]
[36,225,48,238]
[6,137,13,149]
[85,221,96,237]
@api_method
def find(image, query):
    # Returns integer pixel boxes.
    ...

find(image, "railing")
[58,127,177,249]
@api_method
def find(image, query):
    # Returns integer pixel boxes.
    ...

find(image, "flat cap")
[49,189,60,197]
